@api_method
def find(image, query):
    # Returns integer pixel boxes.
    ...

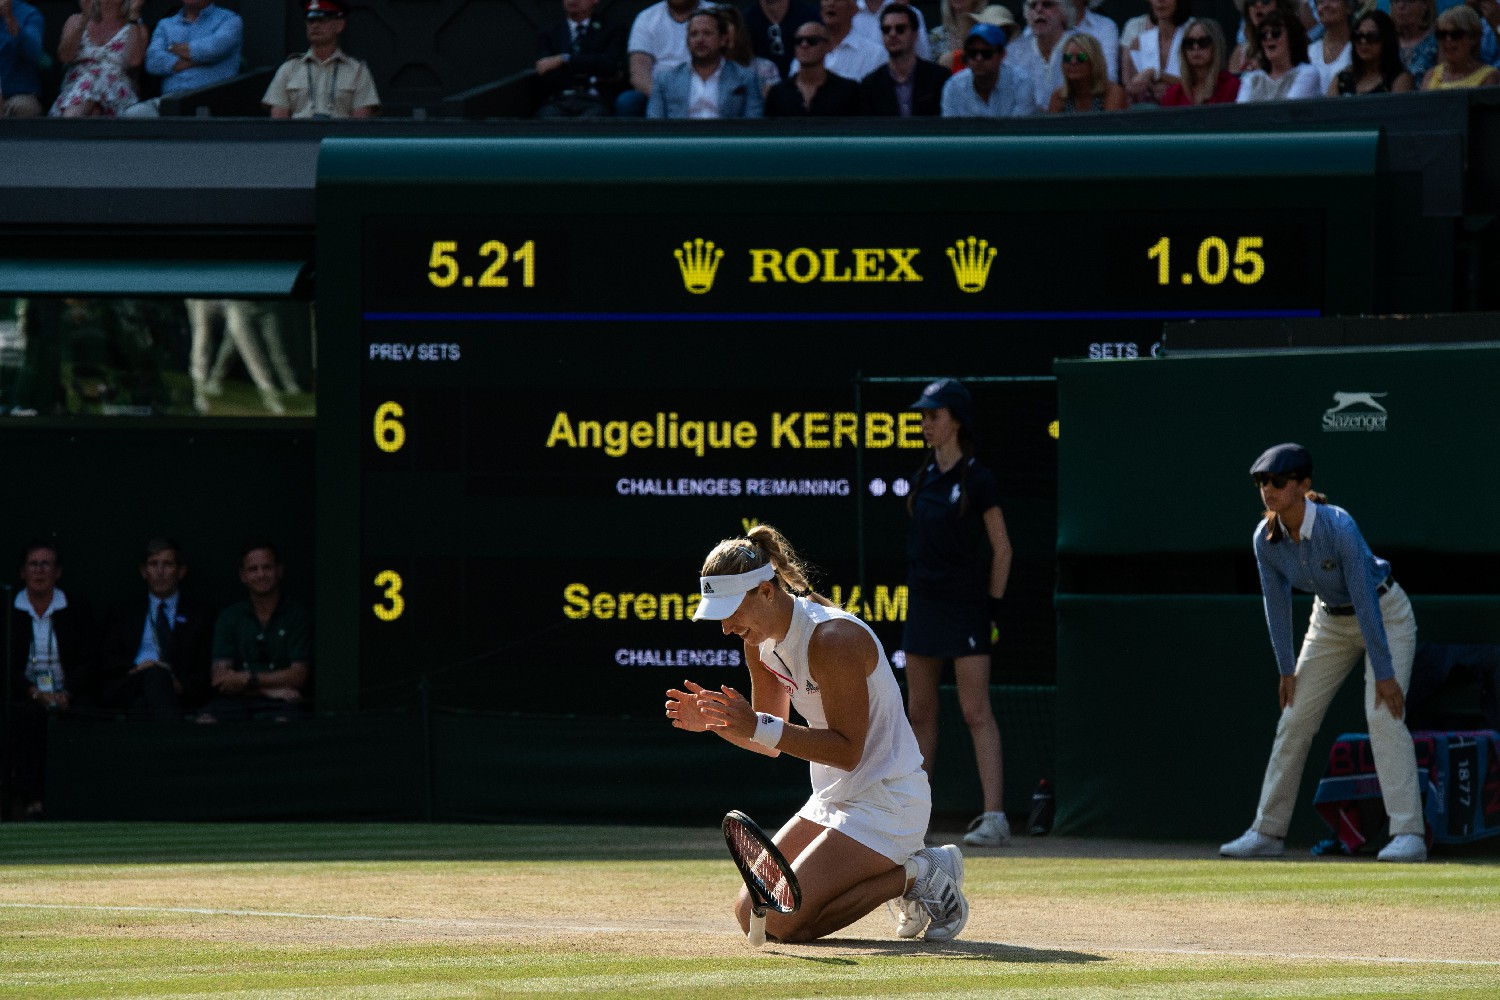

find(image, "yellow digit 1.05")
[373,401,405,453]
[428,241,459,288]
[1148,236,1266,286]
[372,570,405,622]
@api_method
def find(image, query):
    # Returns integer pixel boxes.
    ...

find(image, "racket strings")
[729,828,797,912]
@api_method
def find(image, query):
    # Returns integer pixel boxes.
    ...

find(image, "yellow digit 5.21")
[1147,236,1265,286]
[373,570,405,622]
[426,240,536,289]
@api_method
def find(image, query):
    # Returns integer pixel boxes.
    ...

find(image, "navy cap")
[911,377,973,426]
[1249,443,1312,476]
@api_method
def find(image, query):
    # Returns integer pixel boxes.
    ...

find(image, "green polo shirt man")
[202,541,311,720]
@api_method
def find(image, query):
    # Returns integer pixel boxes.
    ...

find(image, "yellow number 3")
[373,570,405,622]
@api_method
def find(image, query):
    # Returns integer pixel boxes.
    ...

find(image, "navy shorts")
[901,589,991,659]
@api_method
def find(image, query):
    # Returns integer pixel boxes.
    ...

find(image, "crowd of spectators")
[0,0,377,119]
[5,0,1498,119]
[4,537,312,820]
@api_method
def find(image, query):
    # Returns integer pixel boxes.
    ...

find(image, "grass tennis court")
[2,822,1497,999]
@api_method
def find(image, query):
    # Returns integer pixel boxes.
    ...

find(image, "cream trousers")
[1252,583,1423,839]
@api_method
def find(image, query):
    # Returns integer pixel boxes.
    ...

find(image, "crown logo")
[946,237,997,294]
[674,238,725,295]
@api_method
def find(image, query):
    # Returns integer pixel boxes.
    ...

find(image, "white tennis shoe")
[905,844,968,942]
[1376,834,1427,862]
[1219,829,1285,858]
[963,811,1011,847]
[892,895,928,939]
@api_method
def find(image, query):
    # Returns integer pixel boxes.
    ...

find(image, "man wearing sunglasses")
[766,20,861,112]
[940,21,1032,116]
[851,0,933,59]
[1221,443,1427,864]
[744,0,821,81]
[860,2,950,114]
[792,0,885,81]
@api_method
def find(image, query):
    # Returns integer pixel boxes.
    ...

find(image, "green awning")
[0,259,309,297]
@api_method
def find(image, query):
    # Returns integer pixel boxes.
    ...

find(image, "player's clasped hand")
[665,679,713,731]
[695,685,757,739]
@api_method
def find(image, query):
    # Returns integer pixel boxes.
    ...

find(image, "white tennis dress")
[757,596,931,862]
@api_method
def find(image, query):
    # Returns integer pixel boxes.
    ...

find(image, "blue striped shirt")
[1253,499,1396,680]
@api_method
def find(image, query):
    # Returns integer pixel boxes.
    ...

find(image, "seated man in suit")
[98,538,213,721]
[860,2,949,115]
[646,8,764,117]
[535,0,625,116]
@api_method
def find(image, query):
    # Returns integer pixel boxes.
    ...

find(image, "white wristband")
[751,712,785,749]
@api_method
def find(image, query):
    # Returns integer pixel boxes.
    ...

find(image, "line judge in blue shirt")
[939,21,1032,117]
[123,0,243,117]
[1220,443,1427,863]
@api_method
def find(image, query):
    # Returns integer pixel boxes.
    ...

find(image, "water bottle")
[1028,778,1055,835]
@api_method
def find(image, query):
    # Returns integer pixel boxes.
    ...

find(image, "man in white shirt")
[621,0,707,113]
[851,0,932,59]
[793,0,886,80]
[1008,0,1070,113]
[1020,0,1118,82]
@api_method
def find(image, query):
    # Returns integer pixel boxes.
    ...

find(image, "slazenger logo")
[1322,391,1388,432]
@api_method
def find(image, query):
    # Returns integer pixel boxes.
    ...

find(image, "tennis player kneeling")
[665,524,969,944]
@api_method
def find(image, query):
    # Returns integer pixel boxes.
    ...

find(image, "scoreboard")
[314,133,1378,714]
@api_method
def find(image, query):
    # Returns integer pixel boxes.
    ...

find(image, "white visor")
[693,562,776,620]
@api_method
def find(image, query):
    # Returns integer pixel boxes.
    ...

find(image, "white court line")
[5,903,1499,967]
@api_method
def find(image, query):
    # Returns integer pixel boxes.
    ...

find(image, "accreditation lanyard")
[306,57,341,117]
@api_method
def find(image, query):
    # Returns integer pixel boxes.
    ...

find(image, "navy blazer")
[859,58,951,117]
[646,59,764,118]
[99,592,216,709]
[536,16,626,99]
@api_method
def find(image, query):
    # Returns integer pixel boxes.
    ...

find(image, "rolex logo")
[675,238,725,295]
[946,237,997,294]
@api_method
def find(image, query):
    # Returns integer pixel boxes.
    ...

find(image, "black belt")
[1321,577,1393,616]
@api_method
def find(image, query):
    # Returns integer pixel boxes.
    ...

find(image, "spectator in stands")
[198,541,310,722]
[1024,0,1119,80]
[743,0,819,81]
[534,0,625,116]
[793,0,885,80]
[1122,0,1187,105]
[621,0,705,115]
[49,0,147,117]
[860,2,950,114]
[1229,0,1288,73]
[0,0,44,116]
[1161,17,1239,103]
[766,19,860,112]
[1009,0,1069,112]
[1330,10,1413,93]
[722,5,781,96]
[7,540,95,820]
[851,0,932,59]
[97,537,214,721]
[1422,5,1500,87]
[1391,0,1436,82]
[930,0,983,69]
[1221,443,1427,864]
[262,1,380,119]
[1307,0,1353,91]
[124,0,242,117]
[1236,10,1320,99]
[1047,30,1126,108]
[941,20,1032,115]
[646,7,765,116]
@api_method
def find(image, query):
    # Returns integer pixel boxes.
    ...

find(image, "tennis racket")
[722,809,802,947]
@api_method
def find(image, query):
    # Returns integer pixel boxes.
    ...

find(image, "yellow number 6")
[374,401,406,453]
[373,570,405,622]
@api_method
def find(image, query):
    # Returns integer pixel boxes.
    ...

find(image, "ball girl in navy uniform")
[665,524,970,943]
[1221,443,1427,862]
[901,378,1013,862]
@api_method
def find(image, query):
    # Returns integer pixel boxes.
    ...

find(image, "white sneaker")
[963,811,1011,847]
[892,895,928,939]
[1219,829,1285,858]
[905,845,968,942]
[1376,834,1427,862]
